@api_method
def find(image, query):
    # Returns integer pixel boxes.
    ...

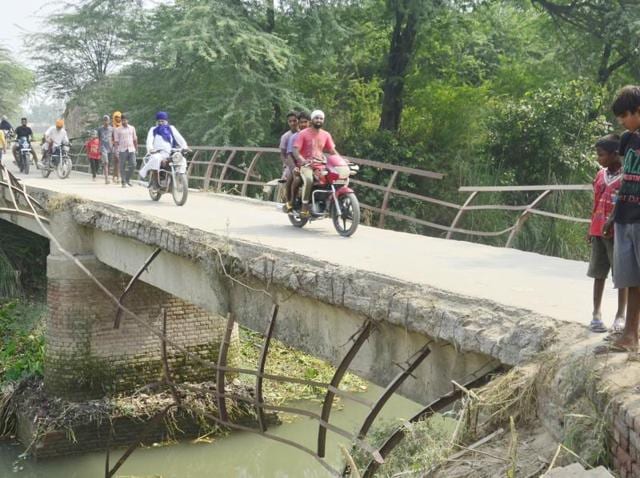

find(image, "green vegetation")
[0,301,45,383]
[0,47,33,116]
[237,327,367,405]
[20,0,640,260]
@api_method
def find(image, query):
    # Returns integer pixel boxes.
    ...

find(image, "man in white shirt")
[139,111,188,188]
[43,119,70,164]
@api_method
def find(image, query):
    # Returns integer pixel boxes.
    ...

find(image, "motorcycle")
[16,137,33,174]
[41,142,72,179]
[143,149,189,206]
[288,154,361,237]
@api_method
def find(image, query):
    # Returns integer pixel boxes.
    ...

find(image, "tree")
[532,0,640,85]
[0,48,33,115]
[29,0,142,99]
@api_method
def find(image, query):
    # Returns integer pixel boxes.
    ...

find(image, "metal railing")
[69,144,592,249]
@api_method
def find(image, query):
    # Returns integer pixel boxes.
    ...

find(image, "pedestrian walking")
[113,114,137,187]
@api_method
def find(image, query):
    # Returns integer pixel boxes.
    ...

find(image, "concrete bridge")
[0,164,601,404]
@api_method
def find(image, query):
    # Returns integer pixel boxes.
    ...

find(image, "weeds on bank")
[0,301,45,383]
[236,327,367,405]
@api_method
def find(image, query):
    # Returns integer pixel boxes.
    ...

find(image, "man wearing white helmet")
[292,109,339,216]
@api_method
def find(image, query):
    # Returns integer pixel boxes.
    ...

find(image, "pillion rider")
[291,110,339,217]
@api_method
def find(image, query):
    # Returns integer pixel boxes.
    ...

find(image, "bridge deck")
[5,159,616,330]
[5,163,612,329]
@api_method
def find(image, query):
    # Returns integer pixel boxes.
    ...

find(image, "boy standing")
[85,131,101,181]
[600,85,640,352]
[588,134,627,332]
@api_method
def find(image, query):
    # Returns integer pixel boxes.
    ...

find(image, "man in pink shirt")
[113,113,138,187]
[292,110,338,216]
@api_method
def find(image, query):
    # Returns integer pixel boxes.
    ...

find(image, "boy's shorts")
[588,236,614,279]
[613,222,640,288]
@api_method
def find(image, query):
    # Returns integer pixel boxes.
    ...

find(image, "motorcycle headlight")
[172,152,185,164]
[63,145,70,152]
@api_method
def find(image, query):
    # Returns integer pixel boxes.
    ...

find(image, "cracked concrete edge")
[33,190,588,366]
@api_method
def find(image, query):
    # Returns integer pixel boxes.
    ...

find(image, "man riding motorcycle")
[139,111,189,190]
[12,117,38,165]
[292,110,339,217]
[43,119,70,162]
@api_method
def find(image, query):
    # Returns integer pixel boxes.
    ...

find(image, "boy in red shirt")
[85,130,101,181]
[588,134,627,332]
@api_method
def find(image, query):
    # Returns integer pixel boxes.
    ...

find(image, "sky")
[1,0,172,59]
[1,0,57,58]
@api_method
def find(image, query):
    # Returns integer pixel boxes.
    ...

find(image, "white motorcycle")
[142,149,189,206]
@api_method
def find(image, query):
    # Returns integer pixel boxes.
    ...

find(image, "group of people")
[83,111,188,188]
[278,109,338,217]
[589,85,640,354]
[0,116,67,168]
[84,111,138,186]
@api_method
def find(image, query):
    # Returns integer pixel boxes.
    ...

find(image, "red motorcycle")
[288,154,361,237]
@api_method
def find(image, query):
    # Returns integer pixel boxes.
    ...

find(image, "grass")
[236,327,368,405]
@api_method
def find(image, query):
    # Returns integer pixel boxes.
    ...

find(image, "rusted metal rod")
[114,247,162,329]
[216,313,235,422]
[318,320,374,458]
[361,372,493,478]
[357,343,431,440]
[256,304,278,431]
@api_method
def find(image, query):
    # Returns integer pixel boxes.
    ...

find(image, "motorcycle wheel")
[149,187,162,201]
[288,212,309,228]
[332,192,360,237]
[23,154,30,175]
[171,173,188,206]
[56,157,72,179]
[41,160,51,178]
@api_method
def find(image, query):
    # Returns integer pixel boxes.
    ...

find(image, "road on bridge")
[4,162,614,328]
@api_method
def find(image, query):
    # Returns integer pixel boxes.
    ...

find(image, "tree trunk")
[379,0,421,132]
[266,0,275,33]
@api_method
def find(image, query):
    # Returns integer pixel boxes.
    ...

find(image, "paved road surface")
[4,161,616,328]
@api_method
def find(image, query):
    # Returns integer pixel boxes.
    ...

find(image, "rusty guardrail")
[69,144,592,249]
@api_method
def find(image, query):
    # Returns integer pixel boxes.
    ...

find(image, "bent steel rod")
[113,247,162,329]
[357,343,432,440]
[361,372,493,478]
[197,386,383,464]
[256,304,278,432]
[318,320,374,458]
[184,405,342,477]
[217,313,235,422]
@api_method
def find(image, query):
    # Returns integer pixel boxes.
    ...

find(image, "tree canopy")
[25,0,640,258]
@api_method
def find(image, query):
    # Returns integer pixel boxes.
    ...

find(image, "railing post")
[505,189,552,248]
[203,149,220,191]
[446,191,478,239]
[378,170,399,229]
[217,150,237,192]
[186,150,199,176]
[240,152,262,197]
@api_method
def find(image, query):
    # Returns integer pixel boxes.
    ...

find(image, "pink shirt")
[293,128,335,161]
[113,125,137,153]
[590,167,622,237]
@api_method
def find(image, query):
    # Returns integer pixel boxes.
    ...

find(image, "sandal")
[589,319,608,333]
[612,316,626,333]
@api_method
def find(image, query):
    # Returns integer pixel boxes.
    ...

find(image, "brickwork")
[45,255,236,399]
[607,396,640,478]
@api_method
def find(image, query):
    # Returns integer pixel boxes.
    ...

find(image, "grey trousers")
[119,151,136,184]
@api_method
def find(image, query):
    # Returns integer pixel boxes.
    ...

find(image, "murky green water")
[0,385,423,477]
